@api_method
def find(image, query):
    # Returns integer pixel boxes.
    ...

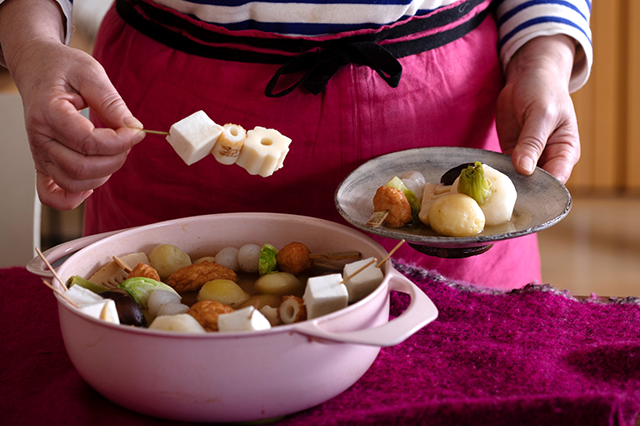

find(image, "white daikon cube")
[166,110,222,165]
[235,126,291,177]
[218,306,272,332]
[66,284,104,307]
[77,299,120,324]
[342,257,384,303]
[303,273,349,319]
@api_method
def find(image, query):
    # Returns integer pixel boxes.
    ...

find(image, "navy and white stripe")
[49,0,591,90]
[495,0,592,92]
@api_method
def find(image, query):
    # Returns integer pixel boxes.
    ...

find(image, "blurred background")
[1,0,638,297]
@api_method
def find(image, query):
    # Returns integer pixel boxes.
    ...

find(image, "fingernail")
[124,114,144,129]
[133,129,146,144]
[519,156,535,174]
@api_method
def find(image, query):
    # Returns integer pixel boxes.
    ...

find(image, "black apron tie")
[265,41,403,98]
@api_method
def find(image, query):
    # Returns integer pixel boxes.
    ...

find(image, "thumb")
[511,110,553,176]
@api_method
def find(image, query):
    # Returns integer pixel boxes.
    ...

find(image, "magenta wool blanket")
[2,263,640,425]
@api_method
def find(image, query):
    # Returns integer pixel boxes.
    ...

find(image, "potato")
[149,314,206,333]
[148,244,192,280]
[428,193,485,237]
[255,272,302,295]
[198,279,250,308]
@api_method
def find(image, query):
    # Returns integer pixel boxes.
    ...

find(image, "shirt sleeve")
[495,0,593,93]
[0,0,73,67]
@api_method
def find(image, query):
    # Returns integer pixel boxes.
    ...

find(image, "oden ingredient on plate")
[370,161,517,237]
[64,241,386,334]
[166,110,292,177]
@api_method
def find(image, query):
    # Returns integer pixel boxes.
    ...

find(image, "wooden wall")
[568,0,640,194]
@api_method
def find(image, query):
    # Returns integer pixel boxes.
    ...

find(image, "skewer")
[141,129,170,135]
[35,247,67,291]
[41,278,79,308]
[341,258,377,283]
[309,251,361,260]
[366,210,389,228]
[377,239,405,268]
[112,255,133,273]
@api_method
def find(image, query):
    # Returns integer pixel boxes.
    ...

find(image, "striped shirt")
[53,0,591,91]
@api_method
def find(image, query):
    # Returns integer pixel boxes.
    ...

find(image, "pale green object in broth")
[457,161,492,205]
[119,277,180,308]
[259,244,278,275]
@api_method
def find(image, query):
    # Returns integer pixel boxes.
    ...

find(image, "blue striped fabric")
[50,0,592,90]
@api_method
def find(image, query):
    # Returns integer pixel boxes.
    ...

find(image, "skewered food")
[235,126,292,177]
[343,257,383,303]
[303,273,349,320]
[211,123,246,165]
[166,110,223,165]
[164,110,292,177]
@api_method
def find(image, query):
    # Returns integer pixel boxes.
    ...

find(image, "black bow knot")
[265,41,403,97]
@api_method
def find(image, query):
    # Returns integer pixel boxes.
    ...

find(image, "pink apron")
[86,0,541,290]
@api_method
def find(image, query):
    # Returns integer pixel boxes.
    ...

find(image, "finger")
[36,172,93,211]
[36,141,129,193]
[70,64,143,131]
[510,108,555,176]
[41,100,145,156]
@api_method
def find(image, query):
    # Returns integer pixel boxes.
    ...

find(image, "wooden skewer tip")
[41,278,79,308]
[377,239,405,268]
[35,247,67,291]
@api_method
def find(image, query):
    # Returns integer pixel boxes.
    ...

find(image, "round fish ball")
[428,193,485,237]
[238,244,261,273]
[215,247,240,271]
[148,244,192,280]
[149,314,206,333]
[157,303,190,317]
[147,289,181,317]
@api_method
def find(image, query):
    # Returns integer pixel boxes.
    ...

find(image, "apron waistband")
[116,0,493,97]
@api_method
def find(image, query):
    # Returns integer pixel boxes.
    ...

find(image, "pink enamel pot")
[28,213,438,423]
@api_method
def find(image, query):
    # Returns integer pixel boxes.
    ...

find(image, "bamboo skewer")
[141,129,170,135]
[41,278,79,308]
[377,239,405,268]
[35,247,67,291]
[341,258,377,283]
[112,256,133,274]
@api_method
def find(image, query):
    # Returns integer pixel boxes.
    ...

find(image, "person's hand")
[496,35,579,184]
[0,0,145,210]
[14,42,145,210]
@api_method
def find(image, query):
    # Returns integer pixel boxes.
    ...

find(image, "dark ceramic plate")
[335,147,572,258]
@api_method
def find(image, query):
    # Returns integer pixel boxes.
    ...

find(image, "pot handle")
[291,268,438,347]
[26,228,128,277]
